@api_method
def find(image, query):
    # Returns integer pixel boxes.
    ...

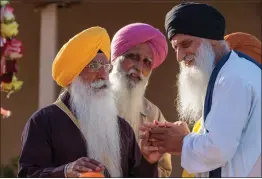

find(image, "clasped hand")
[139,120,190,156]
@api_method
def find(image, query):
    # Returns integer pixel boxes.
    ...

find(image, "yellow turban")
[52,26,110,87]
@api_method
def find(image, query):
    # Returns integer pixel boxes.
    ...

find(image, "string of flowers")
[1,0,24,118]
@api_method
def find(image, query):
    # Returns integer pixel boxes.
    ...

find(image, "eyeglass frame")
[85,62,113,72]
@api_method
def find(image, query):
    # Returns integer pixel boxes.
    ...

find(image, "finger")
[179,121,190,133]
[139,131,149,140]
[174,120,188,127]
[141,137,149,146]
[76,171,81,178]
[165,121,175,127]
[89,159,105,170]
[156,121,166,127]
[78,157,92,163]
[150,134,166,140]
[154,120,159,125]
[159,146,166,154]
[71,171,81,178]
[75,165,93,172]
[174,121,184,126]
[148,138,157,142]
[156,141,165,146]
[173,122,190,133]
[144,146,159,152]
[78,159,101,172]
[142,121,156,129]
[85,162,102,172]
[141,136,150,146]
[139,125,151,132]
[150,127,168,134]
[151,141,158,147]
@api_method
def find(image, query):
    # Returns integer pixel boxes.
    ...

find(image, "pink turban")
[111,23,168,69]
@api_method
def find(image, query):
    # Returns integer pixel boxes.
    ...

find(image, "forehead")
[90,53,108,64]
[125,43,153,58]
[171,34,199,45]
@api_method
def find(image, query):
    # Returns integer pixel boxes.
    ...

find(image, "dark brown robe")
[18,93,158,177]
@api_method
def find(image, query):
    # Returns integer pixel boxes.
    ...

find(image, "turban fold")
[111,23,168,69]
[165,2,225,41]
[52,26,110,87]
[225,32,261,64]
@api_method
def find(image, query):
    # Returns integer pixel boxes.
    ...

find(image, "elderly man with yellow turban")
[109,23,172,177]
[18,27,160,178]
[140,2,261,178]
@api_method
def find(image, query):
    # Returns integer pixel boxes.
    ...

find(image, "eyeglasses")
[87,62,113,72]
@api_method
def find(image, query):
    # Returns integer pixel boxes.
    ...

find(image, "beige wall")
[1,1,261,177]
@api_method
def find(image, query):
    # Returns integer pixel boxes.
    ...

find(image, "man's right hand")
[65,157,104,178]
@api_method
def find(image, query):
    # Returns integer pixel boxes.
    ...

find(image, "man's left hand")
[139,122,163,164]
[150,121,190,154]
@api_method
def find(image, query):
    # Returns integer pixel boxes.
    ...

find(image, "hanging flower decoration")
[1,107,11,118]
[1,0,24,118]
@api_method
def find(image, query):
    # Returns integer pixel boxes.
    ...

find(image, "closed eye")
[181,40,193,49]
[144,58,152,66]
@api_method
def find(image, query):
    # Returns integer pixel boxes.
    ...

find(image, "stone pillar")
[38,4,57,109]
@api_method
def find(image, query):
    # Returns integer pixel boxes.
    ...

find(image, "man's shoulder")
[143,97,161,112]
[28,104,60,124]
[215,51,260,89]
[222,51,261,79]
[143,97,165,119]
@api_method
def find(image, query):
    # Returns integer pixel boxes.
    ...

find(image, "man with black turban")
[140,2,261,177]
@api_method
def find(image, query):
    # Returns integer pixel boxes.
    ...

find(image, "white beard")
[109,59,150,139]
[177,40,215,124]
[70,77,122,177]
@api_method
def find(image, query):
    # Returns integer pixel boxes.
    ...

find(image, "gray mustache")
[90,80,110,88]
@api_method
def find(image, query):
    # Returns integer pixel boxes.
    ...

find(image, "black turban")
[165,2,226,41]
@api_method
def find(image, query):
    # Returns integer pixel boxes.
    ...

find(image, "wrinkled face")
[171,34,206,67]
[120,43,153,84]
[79,53,112,89]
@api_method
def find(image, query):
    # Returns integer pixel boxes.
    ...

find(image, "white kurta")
[181,51,261,177]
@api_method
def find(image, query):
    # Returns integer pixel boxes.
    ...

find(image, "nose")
[97,66,109,80]
[135,60,143,72]
[176,48,185,63]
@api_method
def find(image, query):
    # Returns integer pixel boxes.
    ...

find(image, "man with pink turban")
[109,23,172,177]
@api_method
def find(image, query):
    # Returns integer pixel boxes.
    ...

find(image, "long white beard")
[177,40,215,124]
[109,60,150,139]
[70,77,122,177]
